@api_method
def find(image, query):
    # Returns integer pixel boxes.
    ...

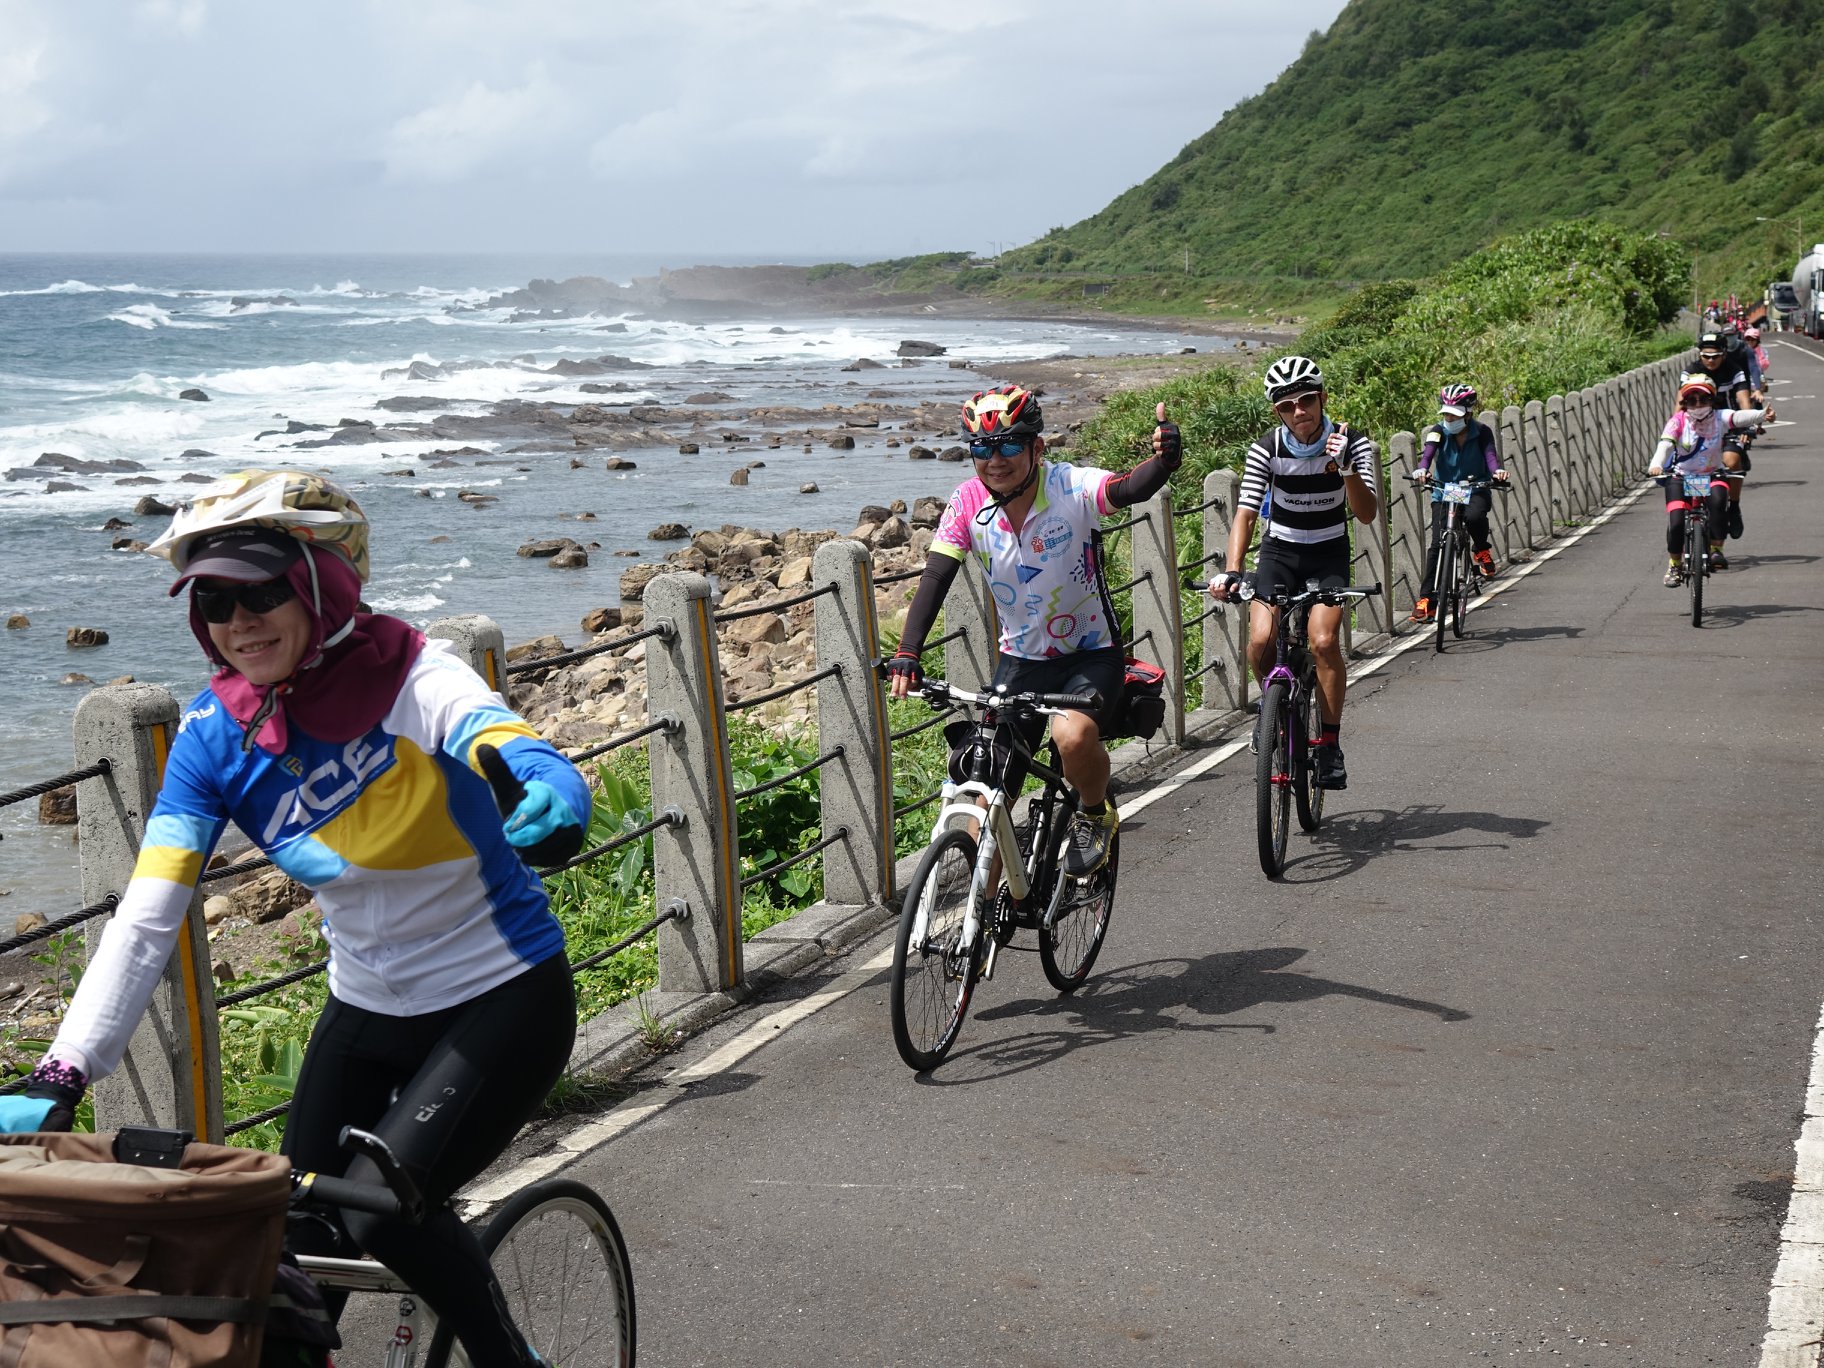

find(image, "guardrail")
[22,350,1683,1141]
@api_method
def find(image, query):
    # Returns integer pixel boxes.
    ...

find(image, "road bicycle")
[1224,579,1381,879]
[889,676,1119,1072]
[1407,474,1511,650]
[290,1126,635,1367]
[1653,470,1719,628]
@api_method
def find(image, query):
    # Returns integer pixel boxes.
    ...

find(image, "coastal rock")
[506,635,567,665]
[938,446,968,462]
[870,517,911,550]
[730,468,750,486]
[178,388,210,402]
[60,673,92,685]
[517,538,580,559]
[890,498,907,514]
[648,522,688,541]
[5,615,27,630]
[133,496,177,516]
[777,557,813,590]
[845,418,879,429]
[115,476,161,486]
[678,443,699,454]
[112,537,145,551]
[457,492,498,506]
[896,340,947,357]
[44,481,87,494]
[66,627,109,648]
[178,472,214,483]
[550,546,589,569]
[910,496,945,528]
[220,870,313,924]
[907,445,936,461]
[685,392,736,404]
[799,482,820,494]
[619,563,665,602]
[102,517,132,531]
[841,358,886,372]
[855,505,891,525]
[828,435,855,450]
[603,457,637,471]
[38,787,76,826]
[230,296,297,310]
[376,397,447,413]
[36,453,145,475]
[727,613,787,647]
[692,530,728,557]
[580,607,624,635]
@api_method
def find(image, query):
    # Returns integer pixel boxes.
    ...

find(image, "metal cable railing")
[564,717,677,765]
[537,809,684,878]
[1102,511,1151,534]
[740,828,849,892]
[897,789,944,816]
[1178,547,1224,572]
[504,623,670,677]
[216,959,328,1009]
[890,709,954,743]
[875,566,923,586]
[714,582,835,624]
[725,664,840,714]
[1184,603,1223,630]
[0,760,111,812]
[0,894,119,957]
[224,1100,291,1136]
[1174,494,1224,517]
[734,747,843,802]
[199,854,276,886]
[1109,570,1153,596]
[567,902,688,974]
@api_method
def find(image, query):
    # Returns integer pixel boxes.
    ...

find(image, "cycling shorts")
[947,647,1124,793]
[1252,535,1352,603]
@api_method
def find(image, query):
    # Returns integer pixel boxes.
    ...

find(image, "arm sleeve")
[1416,432,1440,472]
[1345,432,1380,496]
[1722,408,1766,431]
[1651,437,1674,468]
[1482,426,1502,474]
[1236,442,1273,513]
[48,734,230,1081]
[1104,452,1177,509]
[897,553,963,657]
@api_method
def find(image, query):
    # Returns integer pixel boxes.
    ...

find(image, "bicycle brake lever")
[338,1125,426,1223]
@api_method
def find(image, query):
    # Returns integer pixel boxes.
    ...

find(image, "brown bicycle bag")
[0,1131,290,1368]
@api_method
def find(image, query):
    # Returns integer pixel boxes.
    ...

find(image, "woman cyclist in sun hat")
[1649,375,1765,582]
[0,468,590,1368]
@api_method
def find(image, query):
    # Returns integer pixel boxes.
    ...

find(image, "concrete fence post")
[643,572,743,995]
[939,560,998,695]
[1523,400,1555,532]
[426,614,509,697]
[73,684,222,1142]
[1570,391,1604,503]
[1595,382,1623,494]
[1196,470,1247,715]
[1545,396,1582,524]
[1126,490,1184,745]
[1351,463,1395,649]
[811,540,893,909]
[1384,432,1428,620]
[1499,406,1540,552]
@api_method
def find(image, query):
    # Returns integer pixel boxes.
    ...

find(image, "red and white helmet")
[960,384,1044,438]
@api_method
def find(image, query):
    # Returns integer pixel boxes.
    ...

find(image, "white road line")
[1760,998,1824,1367]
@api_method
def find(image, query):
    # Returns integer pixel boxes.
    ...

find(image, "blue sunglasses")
[969,438,1031,460]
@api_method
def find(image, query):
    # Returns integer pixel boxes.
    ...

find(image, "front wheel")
[1687,511,1705,628]
[425,1178,636,1368]
[1433,538,1452,653]
[1256,681,1292,878]
[1039,827,1117,992]
[1450,537,1472,638]
[890,827,980,1071]
[1293,682,1325,833]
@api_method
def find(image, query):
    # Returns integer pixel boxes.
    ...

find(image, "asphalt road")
[538,343,1824,1368]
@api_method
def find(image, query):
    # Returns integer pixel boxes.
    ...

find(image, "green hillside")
[1004,0,1824,299]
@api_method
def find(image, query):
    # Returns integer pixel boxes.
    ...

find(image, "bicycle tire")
[1450,537,1471,638]
[1038,825,1117,992]
[424,1178,635,1368]
[1433,533,1452,653]
[890,827,980,1071]
[1687,509,1704,628]
[1256,681,1292,878]
[1293,682,1325,833]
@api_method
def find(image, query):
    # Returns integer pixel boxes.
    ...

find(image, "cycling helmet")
[148,468,371,588]
[960,384,1044,439]
[1677,373,1718,402]
[1438,383,1478,416]
[1263,355,1324,402]
[1743,325,1761,341]
[1696,330,1726,352]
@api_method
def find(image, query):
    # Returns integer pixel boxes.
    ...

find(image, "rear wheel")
[1432,537,1453,653]
[425,1178,635,1368]
[1255,682,1292,878]
[1293,682,1325,833]
[890,827,980,1071]
[1039,825,1117,992]
[1687,511,1705,628]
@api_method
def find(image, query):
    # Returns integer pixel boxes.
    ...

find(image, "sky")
[0,0,1351,261]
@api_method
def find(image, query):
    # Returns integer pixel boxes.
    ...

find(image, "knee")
[1309,623,1341,656]
[1051,712,1099,756]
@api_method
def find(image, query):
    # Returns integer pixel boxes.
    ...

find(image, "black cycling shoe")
[1311,743,1348,791]
[1727,502,1744,539]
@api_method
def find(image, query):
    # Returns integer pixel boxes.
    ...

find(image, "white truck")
[1794,245,1824,338]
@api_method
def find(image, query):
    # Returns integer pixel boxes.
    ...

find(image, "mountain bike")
[1408,474,1511,650]
[1225,578,1381,879]
[291,1125,635,1367]
[1653,470,1717,628]
[889,676,1119,1072]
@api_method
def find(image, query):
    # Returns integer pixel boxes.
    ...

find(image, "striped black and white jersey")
[1237,423,1379,545]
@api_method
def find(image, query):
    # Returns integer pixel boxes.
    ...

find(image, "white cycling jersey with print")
[931,461,1118,660]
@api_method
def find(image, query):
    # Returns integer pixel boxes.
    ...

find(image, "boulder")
[845,418,879,429]
[727,613,787,647]
[889,498,907,514]
[841,358,887,372]
[777,557,814,590]
[517,538,579,559]
[505,634,567,665]
[907,445,936,461]
[800,482,820,494]
[730,468,750,486]
[678,442,700,454]
[911,495,946,528]
[102,516,131,531]
[647,522,689,541]
[580,607,624,635]
[133,495,177,516]
[38,787,76,825]
[457,491,498,506]
[177,388,210,402]
[66,627,109,648]
[222,870,314,925]
[896,340,947,357]
[692,530,729,557]
[5,615,27,630]
[871,517,911,549]
[603,456,637,470]
[13,914,46,938]
[684,391,736,404]
[828,435,855,450]
[112,536,143,551]
[619,563,666,602]
[59,673,92,686]
[856,505,891,525]
[44,481,86,494]
[938,446,968,462]
[178,472,213,484]
[550,546,589,569]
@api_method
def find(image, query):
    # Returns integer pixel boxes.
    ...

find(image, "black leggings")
[1665,479,1728,555]
[1420,492,1493,598]
[283,954,576,1368]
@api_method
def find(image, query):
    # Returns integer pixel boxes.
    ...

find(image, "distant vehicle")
[1793,245,1824,338]
[1767,281,1801,332]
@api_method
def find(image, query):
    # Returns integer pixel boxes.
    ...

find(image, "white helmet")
[147,468,371,583]
[1263,355,1325,403]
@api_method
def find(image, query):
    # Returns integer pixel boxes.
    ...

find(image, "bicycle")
[889,675,1120,1072]
[1407,474,1511,650]
[290,1125,635,1367]
[1652,470,1717,628]
[1222,578,1381,879]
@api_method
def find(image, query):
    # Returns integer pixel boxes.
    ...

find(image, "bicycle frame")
[295,1255,432,1367]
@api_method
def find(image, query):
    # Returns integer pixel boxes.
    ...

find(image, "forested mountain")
[1006,0,1824,294]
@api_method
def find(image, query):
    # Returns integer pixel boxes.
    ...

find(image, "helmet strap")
[975,446,1041,522]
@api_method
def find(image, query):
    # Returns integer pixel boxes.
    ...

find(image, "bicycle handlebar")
[911,676,1102,716]
[1405,473,1512,491]
[290,1125,427,1225]
[1229,580,1382,609]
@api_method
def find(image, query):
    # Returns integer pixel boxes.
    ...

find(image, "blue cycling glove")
[0,1097,57,1134]
[0,1059,85,1133]
[504,780,585,867]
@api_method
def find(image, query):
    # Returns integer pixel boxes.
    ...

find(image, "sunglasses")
[1272,392,1323,417]
[1679,397,1714,408]
[193,578,297,624]
[1697,352,1725,364]
[969,438,1031,460]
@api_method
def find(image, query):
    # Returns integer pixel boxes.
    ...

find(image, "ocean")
[0,252,1213,913]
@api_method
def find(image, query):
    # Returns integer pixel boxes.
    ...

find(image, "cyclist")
[1208,356,1379,790]
[1409,383,1509,624]
[1743,325,1771,406]
[0,470,589,1368]
[1649,375,1766,581]
[1693,329,1758,539]
[886,384,1183,878]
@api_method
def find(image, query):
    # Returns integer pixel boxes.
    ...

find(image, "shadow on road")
[1723,553,1821,570]
[1276,804,1550,884]
[1690,600,1824,628]
[934,946,1469,1084]
[1427,621,1589,656]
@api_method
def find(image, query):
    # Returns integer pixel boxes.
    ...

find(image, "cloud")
[382,66,568,183]
[135,0,207,36]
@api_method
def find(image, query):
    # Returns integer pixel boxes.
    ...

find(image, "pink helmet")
[1743,326,1761,341]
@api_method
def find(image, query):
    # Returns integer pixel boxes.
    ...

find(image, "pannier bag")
[1108,658,1166,740]
[0,1130,291,1368]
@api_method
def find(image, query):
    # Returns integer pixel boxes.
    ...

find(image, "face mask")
[1686,404,1713,421]
[1440,418,1465,435]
